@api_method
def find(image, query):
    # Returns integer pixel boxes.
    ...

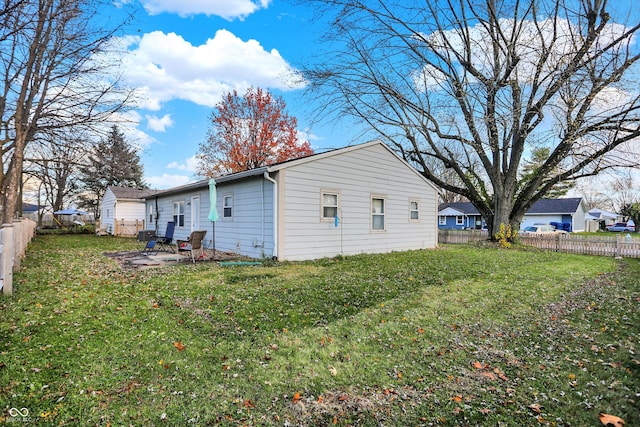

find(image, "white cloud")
[146,173,193,189]
[140,0,271,20]
[119,30,304,111]
[167,155,199,172]
[146,113,173,132]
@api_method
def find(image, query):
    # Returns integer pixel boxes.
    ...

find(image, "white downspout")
[263,171,278,259]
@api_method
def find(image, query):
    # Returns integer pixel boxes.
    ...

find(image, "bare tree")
[0,0,134,224]
[303,0,640,237]
[24,132,90,221]
[609,174,640,214]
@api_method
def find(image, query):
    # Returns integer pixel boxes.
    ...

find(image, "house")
[438,197,588,232]
[585,208,619,231]
[145,140,440,261]
[521,197,587,232]
[437,202,486,230]
[100,186,158,236]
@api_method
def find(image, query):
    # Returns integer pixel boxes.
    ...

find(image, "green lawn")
[1,235,638,426]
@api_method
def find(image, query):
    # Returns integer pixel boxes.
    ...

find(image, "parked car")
[521,225,568,235]
[606,222,635,232]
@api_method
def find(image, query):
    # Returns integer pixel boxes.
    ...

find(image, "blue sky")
[108,0,359,189]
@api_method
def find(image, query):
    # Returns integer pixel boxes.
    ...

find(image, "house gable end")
[439,207,465,216]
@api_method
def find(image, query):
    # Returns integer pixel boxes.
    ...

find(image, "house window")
[223,195,233,218]
[173,201,185,227]
[439,216,446,225]
[456,216,464,225]
[322,192,339,219]
[410,199,419,221]
[372,197,385,231]
[149,205,154,223]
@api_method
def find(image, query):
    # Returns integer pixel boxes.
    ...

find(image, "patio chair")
[142,238,158,255]
[154,221,176,252]
[176,230,207,263]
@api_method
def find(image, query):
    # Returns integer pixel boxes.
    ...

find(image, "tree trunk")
[490,196,521,240]
[1,160,22,224]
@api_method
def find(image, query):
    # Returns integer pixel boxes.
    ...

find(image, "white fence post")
[13,219,23,270]
[1,219,36,296]
[1,223,15,296]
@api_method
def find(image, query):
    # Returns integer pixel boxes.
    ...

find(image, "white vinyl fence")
[1,219,37,296]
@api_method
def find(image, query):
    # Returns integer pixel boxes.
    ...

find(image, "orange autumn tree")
[198,87,313,176]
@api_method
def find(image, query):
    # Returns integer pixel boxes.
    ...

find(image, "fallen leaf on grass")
[173,341,185,351]
[472,361,487,369]
[599,413,625,426]
[481,371,497,380]
[528,403,542,413]
[494,368,509,381]
[292,392,302,404]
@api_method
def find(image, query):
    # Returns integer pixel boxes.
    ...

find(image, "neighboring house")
[438,197,588,232]
[521,197,587,232]
[146,140,440,261]
[100,186,158,235]
[585,208,619,231]
[438,202,486,230]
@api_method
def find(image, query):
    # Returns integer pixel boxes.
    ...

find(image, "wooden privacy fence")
[438,229,640,258]
[113,219,145,238]
[438,229,489,244]
[1,219,37,296]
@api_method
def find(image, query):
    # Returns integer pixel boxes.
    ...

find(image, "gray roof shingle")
[439,198,583,215]
[526,197,583,214]
[108,186,159,200]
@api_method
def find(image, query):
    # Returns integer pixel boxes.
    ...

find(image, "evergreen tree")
[520,147,575,199]
[78,125,146,216]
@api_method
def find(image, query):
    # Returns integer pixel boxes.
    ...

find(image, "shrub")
[494,223,515,248]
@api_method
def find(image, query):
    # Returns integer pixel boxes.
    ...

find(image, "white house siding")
[572,208,586,232]
[100,189,117,234]
[116,201,146,223]
[277,143,438,261]
[215,178,275,259]
[148,189,210,244]
[521,208,587,232]
[147,179,275,259]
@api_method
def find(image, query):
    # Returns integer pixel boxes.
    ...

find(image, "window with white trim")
[371,197,385,231]
[456,215,464,225]
[322,192,339,220]
[410,199,419,221]
[439,216,446,225]
[173,201,185,227]
[223,194,233,218]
